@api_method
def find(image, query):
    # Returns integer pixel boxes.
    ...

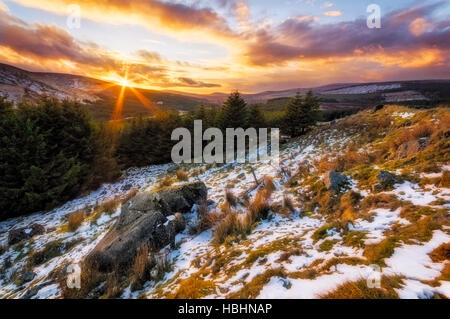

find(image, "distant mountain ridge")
[0,63,449,120]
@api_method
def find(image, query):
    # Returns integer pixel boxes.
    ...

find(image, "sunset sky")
[0,0,449,93]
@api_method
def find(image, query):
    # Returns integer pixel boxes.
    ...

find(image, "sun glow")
[119,77,131,87]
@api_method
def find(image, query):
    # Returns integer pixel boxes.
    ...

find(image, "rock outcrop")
[86,182,207,271]
[324,171,349,192]
[395,137,429,159]
[373,170,399,192]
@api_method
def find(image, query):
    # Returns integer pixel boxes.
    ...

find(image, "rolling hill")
[1,63,449,121]
[0,63,209,121]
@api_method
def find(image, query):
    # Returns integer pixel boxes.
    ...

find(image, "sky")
[0,0,449,93]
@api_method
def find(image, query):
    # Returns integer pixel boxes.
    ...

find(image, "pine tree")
[285,93,304,136]
[249,104,266,128]
[0,98,120,220]
[302,90,321,126]
[216,91,249,130]
[284,91,321,136]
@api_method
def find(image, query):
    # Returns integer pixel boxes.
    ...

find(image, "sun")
[119,77,131,87]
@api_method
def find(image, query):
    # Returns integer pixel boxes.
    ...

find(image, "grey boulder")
[373,170,399,192]
[86,182,207,271]
[324,171,349,192]
[395,137,429,159]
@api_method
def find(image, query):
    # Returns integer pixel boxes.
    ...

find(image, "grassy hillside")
[0,105,448,299]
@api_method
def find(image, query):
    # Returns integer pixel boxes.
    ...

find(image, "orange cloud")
[324,11,342,17]
[3,0,450,93]
[368,48,445,69]
[409,18,432,36]
[11,0,237,42]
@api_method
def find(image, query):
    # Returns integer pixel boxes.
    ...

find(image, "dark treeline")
[0,98,120,220]
[1,91,323,220]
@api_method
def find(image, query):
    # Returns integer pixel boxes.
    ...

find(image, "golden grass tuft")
[441,170,450,188]
[248,188,271,222]
[212,212,242,245]
[227,268,286,299]
[168,274,216,299]
[99,197,121,215]
[68,210,85,232]
[283,195,295,213]
[263,176,276,195]
[320,276,403,299]
[176,169,189,181]
[363,237,397,266]
[360,193,400,212]
[191,201,222,234]
[225,188,238,207]
[132,244,150,286]
[159,175,174,188]
[429,242,450,263]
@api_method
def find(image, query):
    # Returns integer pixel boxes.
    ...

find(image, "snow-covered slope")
[0,105,449,299]
[0,63,104,104]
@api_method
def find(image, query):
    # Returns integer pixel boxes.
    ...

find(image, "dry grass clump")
[190,201,222,234]
[132,244,151,287]
[131,246,171,291]
[227,268,286,299]
[176,169,189,181]
[337,191,362,223]
[213,188,272,245]
[99,197,122,215]
[277,248,304,263]
[321,257,367,272]
[320,276,403,299]
[63,244,172,298]
[388,121,434,152]
[105,270,122,298]
[263,176,276,195]
[300,178,344,216]
[363,237,397,266]
[159,175,174,188]
[365,212,445,266]
[441,170,450,188]
[168,274,216,299]
[343,231,367,248]
[399,203,434,222]
[317,151,373,174]
[122,188,139,203]
[225,188,238,207]
[312,224,334,243]
[89,189,138,225]
[429,243,450,263]
[318,239,339,252]
[360,193,400,212]
[68,210,85,232]
[283,195,295,213]
[212,212,243,245]
[248,188,271,222]
[317,156,340,174]
[390,214,442,244]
